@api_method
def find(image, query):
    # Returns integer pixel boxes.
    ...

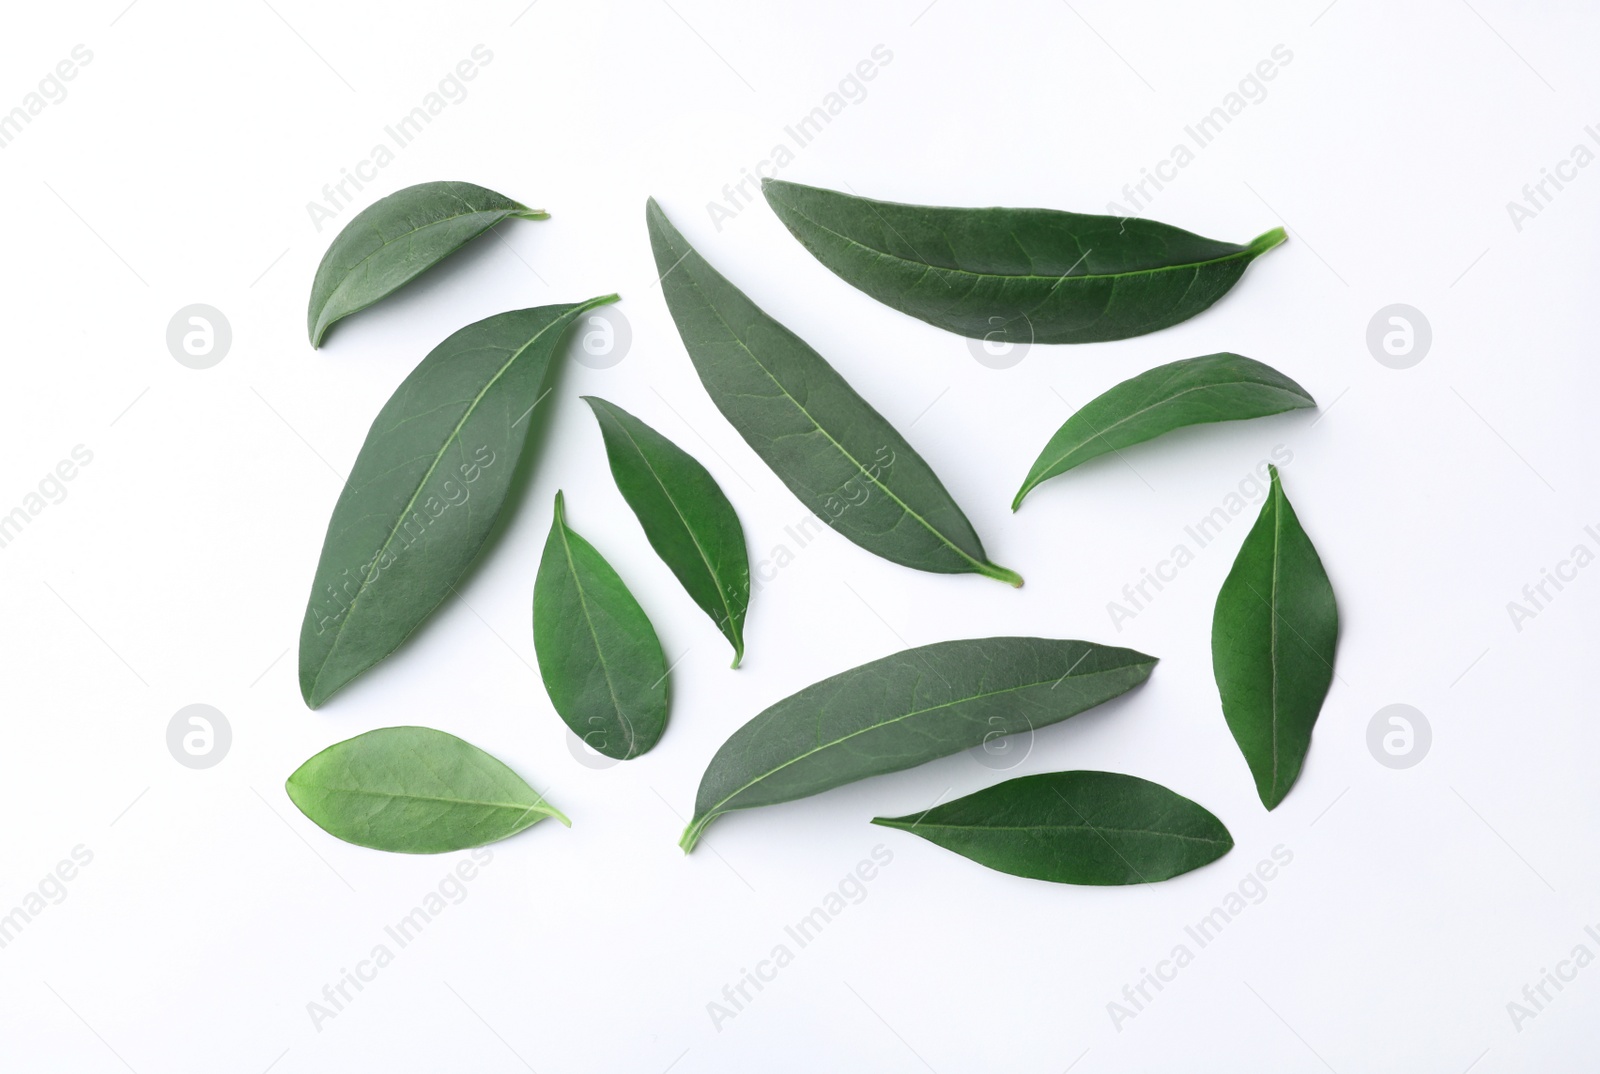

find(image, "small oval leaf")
[298,295,618,708]
[533,491,670,760]
[307,181,548,347]
[874,771,1233,885]
[679,638,1157,851]
[1212,465,1338,809]
[763,179,1284,345]
[1014,353,1316,509]
[286,726,569,854]
[646,198,1021,587]
[583,396,750,667]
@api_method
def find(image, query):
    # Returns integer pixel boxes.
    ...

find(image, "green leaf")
[307,181,548,347]
[873,771,1232,885]
[646,197,1020,587]
[583,396,750,667]
[762,179,1285,345]
[1014,353,1316,509]
[679,637,1156,851]
[286,726,569,854]
[533,491,670,760]
[298,296,618,708]
[1212,465,1338,810]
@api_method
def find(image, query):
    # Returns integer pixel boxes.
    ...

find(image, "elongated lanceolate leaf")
[874,771,1232,884]
[298,296,618,708]
[646,198,1021,587]
[1014,354,1316,509]
[763,180,1285,345]
[583,396,750,667]
[308,181,547,346]
[679,638,1157,851]
[533,491,669,760]
[286,726,569,854]
[1212,465,1338,809]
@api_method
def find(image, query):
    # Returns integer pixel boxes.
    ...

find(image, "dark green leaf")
[646,198,1020,586]
[583,396,750,667]
[298,296,617,708]
[286,726,569,854]
[308,181,547,347]
[1014,353,1316,509]
[1212,465,1338,809]
[873,771,1232,885]
[679,638,1156,851]
[762,179,1285,345]
[533,491,669,760]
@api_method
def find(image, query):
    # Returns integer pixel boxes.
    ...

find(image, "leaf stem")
[679,817,710,853]
[977,562,1025,588]
[1249,226,1288,255]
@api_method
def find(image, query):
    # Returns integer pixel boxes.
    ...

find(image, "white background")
[0,0,1595,1070]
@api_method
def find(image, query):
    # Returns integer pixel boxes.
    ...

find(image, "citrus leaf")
[646,197,1020,586]
[298,296,617,708]
[583,396,750,667]
[286,726,569,854]
[680,638,1156,851]
[1014,353,1315,509]
[1212,465,1338,809]
[308,180,547,347]
[763,179,1284,345]
[533,491,669,760]
[874,771,1232,885]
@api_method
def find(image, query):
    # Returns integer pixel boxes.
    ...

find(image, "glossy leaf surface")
[646,198,1019,585]
[1014,353,1315,509]
[874,771,1232,884]
[584,396,750,667]
[298,296,617,708]
[308,180,547,346]
[1212,465,1338,809]
[680,638,1157,850]
[533,491,669,760]
[763,179,1284,345]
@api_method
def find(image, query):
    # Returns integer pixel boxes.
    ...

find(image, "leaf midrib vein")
[607,410,742,647]
[894,820,1229,844]
[667,227,989,575]
[1036,378,1307,479]
[699,660,1152,821]
[318,205,515,330]
[309,307,579,694]
[776,198,1265,284]
[555,501,638,757]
